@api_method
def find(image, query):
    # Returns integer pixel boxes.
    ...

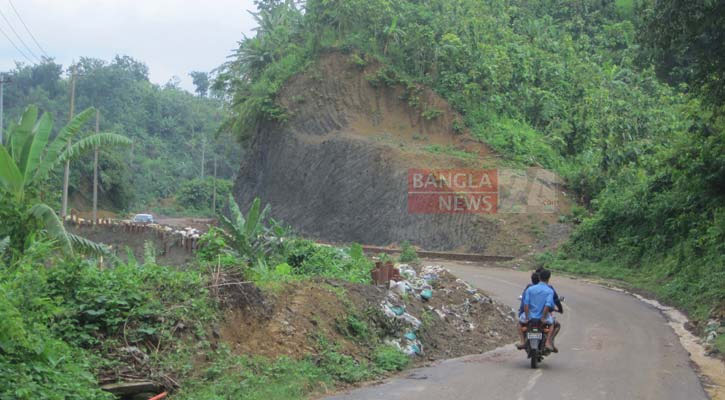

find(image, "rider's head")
[531,272,540,284]
[538,269,551,283]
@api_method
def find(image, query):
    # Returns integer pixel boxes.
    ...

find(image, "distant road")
[328,262,708,400]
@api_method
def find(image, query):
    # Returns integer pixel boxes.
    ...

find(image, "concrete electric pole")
[61,64,77,219]
[0,74,11,145]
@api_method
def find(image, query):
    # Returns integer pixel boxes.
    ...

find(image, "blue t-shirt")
[523,282,555,319]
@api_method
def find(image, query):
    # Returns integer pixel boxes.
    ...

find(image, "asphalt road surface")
[329,262,708,400]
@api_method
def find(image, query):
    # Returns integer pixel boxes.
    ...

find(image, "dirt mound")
[218,265,516,364]
[233,52,571,255]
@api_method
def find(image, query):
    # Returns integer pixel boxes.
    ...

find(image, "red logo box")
[407,169,498,214]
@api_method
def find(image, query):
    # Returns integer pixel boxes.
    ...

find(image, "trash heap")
[378,263,514,358]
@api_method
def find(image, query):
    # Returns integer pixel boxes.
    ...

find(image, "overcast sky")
[0,0,259,92]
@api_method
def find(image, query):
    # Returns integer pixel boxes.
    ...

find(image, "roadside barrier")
[64,215,205,253]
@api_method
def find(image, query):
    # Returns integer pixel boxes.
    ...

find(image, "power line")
[0,7,39,62]
[7,0,48,58]
[0,23,33,63]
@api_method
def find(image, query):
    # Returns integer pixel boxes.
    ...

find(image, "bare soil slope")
[218,266,516,364]
[234,53,570,255]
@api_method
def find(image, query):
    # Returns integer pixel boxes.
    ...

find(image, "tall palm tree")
[0,105,131,255]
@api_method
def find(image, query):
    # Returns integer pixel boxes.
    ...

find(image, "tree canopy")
[3,57,240,214]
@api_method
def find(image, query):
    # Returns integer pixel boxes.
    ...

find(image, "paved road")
[329,262,708,400]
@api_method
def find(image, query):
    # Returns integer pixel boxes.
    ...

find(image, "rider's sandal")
[515,343,526,350]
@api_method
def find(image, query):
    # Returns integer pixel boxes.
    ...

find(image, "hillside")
[234,53,570,254]
[218,0,724,322]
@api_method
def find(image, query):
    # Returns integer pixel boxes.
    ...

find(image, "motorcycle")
[519,296,564,369]
[524,318,549,368]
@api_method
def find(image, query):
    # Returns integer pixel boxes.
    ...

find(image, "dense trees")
[3,57,240,214]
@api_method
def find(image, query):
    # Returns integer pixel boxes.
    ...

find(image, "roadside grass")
[174,341,408,400]
[715,335,725,355]
[539,251,725,322]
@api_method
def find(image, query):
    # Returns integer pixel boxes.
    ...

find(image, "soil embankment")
[218,264,516,364]
[234,53,570,255]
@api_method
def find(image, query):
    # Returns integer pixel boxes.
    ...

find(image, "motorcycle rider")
[520,269,556,352]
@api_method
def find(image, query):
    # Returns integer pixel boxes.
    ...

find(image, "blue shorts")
[519,312,554,325]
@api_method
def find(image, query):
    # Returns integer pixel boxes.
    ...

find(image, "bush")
[398,241,419,263]
[176,178,232,213]
[373,345,410,372]
[0,247,112,399]
[282,239,373,283]
[0,241,215,399]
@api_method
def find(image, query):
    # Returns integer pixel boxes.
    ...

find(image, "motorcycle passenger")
[520,269,556,352]
[516,271,540,349]
[536,268,562,352]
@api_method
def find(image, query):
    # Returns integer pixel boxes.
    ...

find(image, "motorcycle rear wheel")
[530,352,538,369]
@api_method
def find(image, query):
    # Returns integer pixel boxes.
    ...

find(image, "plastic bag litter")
[397,264,417,279]
[421,265,445,275]
[400,312,422,329]
[404,332,417,341]
[391,305,406,316]
[389,280,411,295]
[420,288,433,301]
[381,301,402,318]
[404,343,422,356]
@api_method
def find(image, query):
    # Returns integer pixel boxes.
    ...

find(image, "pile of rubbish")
[379,264,512,357]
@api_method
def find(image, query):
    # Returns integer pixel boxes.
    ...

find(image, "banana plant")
[0,105,131,255]
[218,194,286,263]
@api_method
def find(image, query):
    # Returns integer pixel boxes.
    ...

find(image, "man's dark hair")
[538,269,551,282]
[531,272,540,284]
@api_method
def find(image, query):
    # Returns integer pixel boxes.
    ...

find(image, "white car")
[132,213,155,224]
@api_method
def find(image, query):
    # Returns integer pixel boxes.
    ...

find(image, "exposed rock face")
[234,54,566,253]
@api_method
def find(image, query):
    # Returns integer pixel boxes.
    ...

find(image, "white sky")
[0,0,259,92]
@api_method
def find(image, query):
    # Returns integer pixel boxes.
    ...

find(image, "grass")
[715,335,725,355]
[423,144,477,161]
[540,251,724,322]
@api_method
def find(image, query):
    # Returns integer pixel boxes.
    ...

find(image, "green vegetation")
[0,237,213,399]
[423,144,476,161]
[398,241,419,263]
[0,105,129,256]
[0,149,396,398]
[203,196,373,285]
[218,0,724,320]
[174,341,407,400]
[3,57,240,214]
[175,177,233,214]
[2,0,723,397]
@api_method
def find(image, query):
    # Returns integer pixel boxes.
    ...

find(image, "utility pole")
[0,75,10,145]
[212,155,217,214]
[93,109,99,223]
[61,64,76,219]
[201,134,205,179]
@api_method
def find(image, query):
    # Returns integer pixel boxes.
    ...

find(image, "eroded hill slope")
[234,53,570,254]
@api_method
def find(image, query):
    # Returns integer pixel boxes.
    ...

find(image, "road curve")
[328,262,708,400]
